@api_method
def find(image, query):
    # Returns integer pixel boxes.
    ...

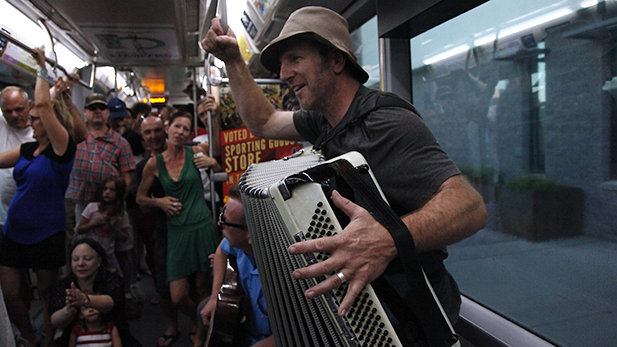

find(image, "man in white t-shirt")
[0,87,34,347]
[0,87,34,227]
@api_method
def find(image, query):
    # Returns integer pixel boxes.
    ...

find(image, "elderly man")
[202,5,487,344]
[0,87,34,226]
[0,86,33,347]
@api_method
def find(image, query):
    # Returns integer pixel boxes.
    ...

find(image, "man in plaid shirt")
[66,93,135,225]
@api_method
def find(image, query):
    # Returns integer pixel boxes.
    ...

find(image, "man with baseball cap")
[66,93,135,230]
[85,93,107,109]
[109,97,130,118]
[202,5,486,342]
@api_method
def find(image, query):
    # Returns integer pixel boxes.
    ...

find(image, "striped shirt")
[72,321,114,347]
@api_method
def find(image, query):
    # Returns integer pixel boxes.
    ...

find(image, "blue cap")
[108,98,129,118]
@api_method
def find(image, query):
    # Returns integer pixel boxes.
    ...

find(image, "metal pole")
[0,31,71,76]
[205,57,218,217]
[192,66,198,138]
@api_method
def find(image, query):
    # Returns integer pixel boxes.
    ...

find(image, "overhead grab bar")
[0,29,69,76]
[38,19,59,74]
[0,29,94,88]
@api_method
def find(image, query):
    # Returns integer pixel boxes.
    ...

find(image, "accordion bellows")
[239,149,402,347]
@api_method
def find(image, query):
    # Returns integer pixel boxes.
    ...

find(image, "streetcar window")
[0,0,50,48]
[411,0,617,346]
[351,16,380,90]
[0,0,86,75]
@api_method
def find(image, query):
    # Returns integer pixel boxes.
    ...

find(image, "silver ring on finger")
[336,271,346,284]
[173,203,177,207]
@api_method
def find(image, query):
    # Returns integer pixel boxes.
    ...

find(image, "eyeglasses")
[218,206,246,229]
[28,115,40,123]
[86,104,108,111]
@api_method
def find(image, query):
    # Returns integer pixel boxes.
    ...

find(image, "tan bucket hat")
[260,6,369,83]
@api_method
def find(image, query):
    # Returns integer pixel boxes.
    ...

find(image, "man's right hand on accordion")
[288,189,397,317]
[288,174,487,318]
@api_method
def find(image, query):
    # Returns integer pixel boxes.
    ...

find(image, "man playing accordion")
[201,6,487,346]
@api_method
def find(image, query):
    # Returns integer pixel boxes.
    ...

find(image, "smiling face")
[71,243,102,281]
[166,115,192,147]
[27,110,46,141]
[279,39,336,112]
[141,115,166,153]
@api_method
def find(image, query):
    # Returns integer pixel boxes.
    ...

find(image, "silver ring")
[173,203,177,207]
[336,271,346,284]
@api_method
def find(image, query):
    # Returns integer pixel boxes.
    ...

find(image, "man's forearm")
[402,175,487,253]
[123,172,133,198]
[69,106,88,143]
[224,57,277,138]
[211,246,228,297]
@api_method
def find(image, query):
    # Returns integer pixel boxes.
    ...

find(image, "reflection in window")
[529,41,546,173]
[610,44,617,179]
[351,17,380,90]
[411,0,617,346]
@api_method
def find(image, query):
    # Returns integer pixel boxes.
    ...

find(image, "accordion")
[239,149,459,347]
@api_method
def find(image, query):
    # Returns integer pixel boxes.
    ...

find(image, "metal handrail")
[0,29,93,88]
[0,29,69,76]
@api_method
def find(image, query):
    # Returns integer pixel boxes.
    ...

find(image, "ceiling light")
[423,44,470,65]
[498,8,572,39]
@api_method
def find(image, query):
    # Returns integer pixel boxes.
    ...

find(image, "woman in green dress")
[136,111,220,347]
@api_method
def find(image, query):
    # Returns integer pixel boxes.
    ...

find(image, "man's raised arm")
[201,18,302,141]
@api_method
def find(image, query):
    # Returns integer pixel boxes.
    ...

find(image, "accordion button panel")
[271,183,402,347]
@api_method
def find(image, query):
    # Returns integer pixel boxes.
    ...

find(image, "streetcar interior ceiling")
[2,0,356,104]
[6,0,212,104]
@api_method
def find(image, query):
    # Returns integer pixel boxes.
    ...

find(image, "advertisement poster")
[1,40,37,73]
[0,36,7,57]
[219,84,302,197]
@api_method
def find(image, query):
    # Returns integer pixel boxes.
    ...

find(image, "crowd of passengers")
[0,49,225,347]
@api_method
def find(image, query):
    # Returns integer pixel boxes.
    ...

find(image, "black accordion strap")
[328,159,457,347]
[314,94,421,152]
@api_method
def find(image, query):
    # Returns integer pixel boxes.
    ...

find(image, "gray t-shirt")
[293,85,462,324]
[293,86,460,216]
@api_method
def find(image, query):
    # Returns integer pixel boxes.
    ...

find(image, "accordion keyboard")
[240,150,402,347]
[302,198,401,347]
